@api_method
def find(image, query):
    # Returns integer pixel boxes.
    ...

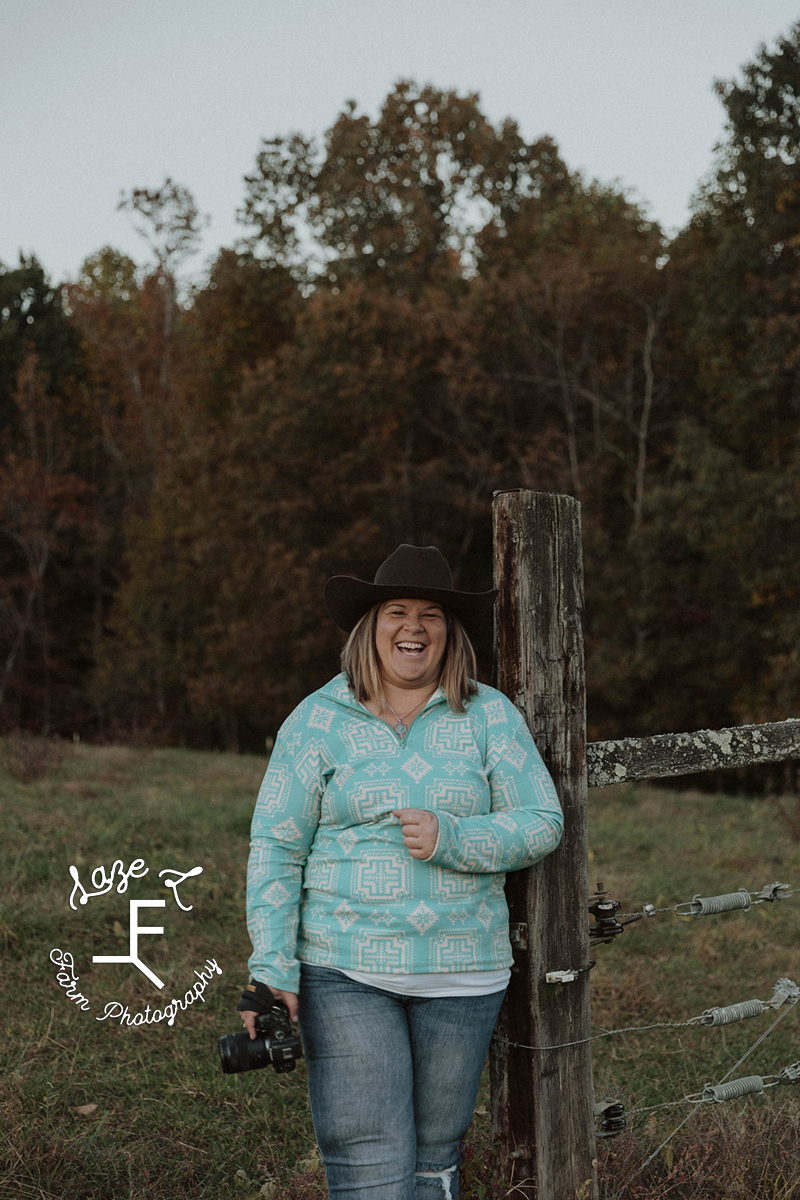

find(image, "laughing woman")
[239,544,563,1198]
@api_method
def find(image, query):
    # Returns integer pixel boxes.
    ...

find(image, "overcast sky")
[4,0,800,286]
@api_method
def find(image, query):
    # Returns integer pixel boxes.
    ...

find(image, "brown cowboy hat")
[324,544,498,634]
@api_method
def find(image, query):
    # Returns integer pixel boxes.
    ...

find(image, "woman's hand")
[393,808,439,860]
[241,987,299,1038]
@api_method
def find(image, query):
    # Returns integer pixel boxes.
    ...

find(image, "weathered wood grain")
[490,490,598,1200]
[587,720,800,788]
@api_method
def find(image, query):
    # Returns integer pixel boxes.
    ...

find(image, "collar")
[318,673,447,718]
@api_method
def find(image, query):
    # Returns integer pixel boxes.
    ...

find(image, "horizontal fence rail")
[587,719,800,788]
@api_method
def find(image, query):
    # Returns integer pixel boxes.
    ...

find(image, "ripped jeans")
[298,964,505,1198]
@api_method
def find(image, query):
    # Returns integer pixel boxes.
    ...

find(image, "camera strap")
[236,978,276,1014]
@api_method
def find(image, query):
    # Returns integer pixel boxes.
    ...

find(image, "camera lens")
[218,1002,302,1075]
[218,1031,274,1074]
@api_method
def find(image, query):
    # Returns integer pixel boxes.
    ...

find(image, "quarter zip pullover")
[246,674,563,992]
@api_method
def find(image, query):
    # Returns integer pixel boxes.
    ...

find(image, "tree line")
[2,30,800,757]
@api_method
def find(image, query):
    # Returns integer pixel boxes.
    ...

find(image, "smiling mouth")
[396,642,426,655]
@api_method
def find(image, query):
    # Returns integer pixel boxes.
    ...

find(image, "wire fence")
[493,878,799,1197]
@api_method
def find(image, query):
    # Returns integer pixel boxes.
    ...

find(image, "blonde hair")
[341,603,479,713]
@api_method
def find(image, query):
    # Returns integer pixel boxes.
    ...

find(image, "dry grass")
[0,732,68,783]
[2,750,800,1197]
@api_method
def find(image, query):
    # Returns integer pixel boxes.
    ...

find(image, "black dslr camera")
[218,999,303,1075]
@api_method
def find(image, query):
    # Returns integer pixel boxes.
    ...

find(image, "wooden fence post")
[490,490,597,1200]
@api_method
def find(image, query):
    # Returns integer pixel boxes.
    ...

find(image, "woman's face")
[374,599,448,691]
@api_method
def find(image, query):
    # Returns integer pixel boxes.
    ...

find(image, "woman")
[239,544,563,1198]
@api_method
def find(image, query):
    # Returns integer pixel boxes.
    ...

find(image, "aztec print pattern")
[246,674,563,992]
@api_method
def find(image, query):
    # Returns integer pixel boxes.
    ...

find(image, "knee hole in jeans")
[415,1163,458,1198]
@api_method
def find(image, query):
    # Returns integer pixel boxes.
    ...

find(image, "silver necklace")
[384,691,434,738]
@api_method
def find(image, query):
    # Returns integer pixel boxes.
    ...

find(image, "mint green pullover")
[246,674,563,993]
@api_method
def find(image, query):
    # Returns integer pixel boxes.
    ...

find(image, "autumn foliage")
[2,37,800,755]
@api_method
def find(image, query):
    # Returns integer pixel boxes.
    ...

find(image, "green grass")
[588,785,800,1101]
[0,741,319,1200]
[587,783,800,1198]
[1,742,799,1198]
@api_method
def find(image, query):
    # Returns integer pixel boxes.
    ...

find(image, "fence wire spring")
[659,1018,795,1116]
[630,1066,789,1116]
[495,977,798,1051]
[610,998,797,1199]
[701,1075,774,1103]
[685,889,752,916]
[620,881,793,921]
[699,998,766,1026]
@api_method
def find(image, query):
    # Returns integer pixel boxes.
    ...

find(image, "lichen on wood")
[587,720,800,788]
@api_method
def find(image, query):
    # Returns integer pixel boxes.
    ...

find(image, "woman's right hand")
[241,987,299,1038]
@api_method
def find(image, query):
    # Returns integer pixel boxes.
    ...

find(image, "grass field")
[1,738,799,1199]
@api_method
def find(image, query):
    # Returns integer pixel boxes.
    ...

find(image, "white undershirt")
[335,967,510,997]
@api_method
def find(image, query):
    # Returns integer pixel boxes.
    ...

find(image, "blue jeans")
[298,963,505,1198]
